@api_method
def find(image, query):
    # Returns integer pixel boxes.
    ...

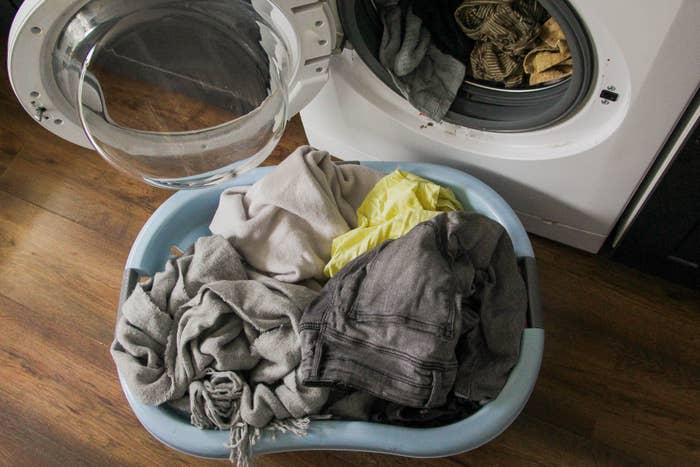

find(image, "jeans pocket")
[349,261,456,339]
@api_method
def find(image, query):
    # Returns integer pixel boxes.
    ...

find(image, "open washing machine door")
[7,0,340,188]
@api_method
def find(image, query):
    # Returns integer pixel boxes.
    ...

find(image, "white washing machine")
[8,0,700,252]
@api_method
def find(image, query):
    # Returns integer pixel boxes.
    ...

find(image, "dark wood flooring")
[0,39,698,466]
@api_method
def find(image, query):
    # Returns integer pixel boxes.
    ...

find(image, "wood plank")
[531,237,700,465]
[458,414,639,466]
[0,125,21,177]
[0,191,124,341]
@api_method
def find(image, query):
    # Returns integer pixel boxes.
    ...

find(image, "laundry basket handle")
[522,257,543,329]
[119,268,140,318]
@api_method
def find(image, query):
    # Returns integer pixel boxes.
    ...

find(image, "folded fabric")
[324,169,463,277]
[371,395,480,427]
[327,391,382,421]
[455,0,542,53]
[376,0,466,121]
[328,390,480,428]
[209,146,383,283]
[111,235,329,464]
[470,41,524,88]
[301,211,527,408]
[455,0,543,87]
[514,0,549,24]
[523,17,573,85]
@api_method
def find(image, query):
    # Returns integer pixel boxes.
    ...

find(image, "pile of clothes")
[376,0,574,121]
[112,146,527,464]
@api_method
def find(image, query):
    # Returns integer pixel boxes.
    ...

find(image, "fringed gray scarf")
[112,235,329,464]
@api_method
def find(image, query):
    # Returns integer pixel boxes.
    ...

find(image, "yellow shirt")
[324,169,463,277]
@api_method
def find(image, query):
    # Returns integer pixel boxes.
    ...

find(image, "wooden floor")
[1,43,699,466]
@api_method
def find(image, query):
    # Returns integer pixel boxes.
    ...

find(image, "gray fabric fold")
[377,1,466,121]
[111,235,329,436]
[209,146,383,284]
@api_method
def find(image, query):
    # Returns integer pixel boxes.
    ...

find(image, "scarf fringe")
[227,418,311,466]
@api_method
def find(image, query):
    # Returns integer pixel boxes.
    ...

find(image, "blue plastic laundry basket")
[117,162,544,459]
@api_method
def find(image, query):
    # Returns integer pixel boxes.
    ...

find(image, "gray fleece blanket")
[209,146,383,283]
[112,235,329,463]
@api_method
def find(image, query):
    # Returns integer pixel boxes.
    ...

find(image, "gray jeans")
[299,211,527,408]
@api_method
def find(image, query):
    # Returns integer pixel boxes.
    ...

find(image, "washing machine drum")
[8,0,594,188]
[338,0,595,132]
[9,0,335,188]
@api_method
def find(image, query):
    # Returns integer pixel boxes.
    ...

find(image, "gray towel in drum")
[209,146,383,284]
[111,235,329,464]
[377,0,466,121]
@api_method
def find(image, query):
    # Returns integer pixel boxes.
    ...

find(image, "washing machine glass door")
[9,0,335,188]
